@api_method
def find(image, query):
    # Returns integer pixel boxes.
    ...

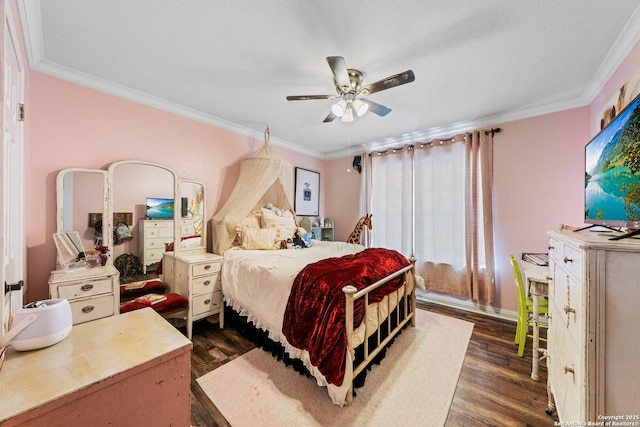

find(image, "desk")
[521,261,548,382]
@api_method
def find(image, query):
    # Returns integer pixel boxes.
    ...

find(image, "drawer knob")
[82,305,95,313]
[563,256,573,264]
[548,245,554,250]
[204,264,211,270]
[204,299,211,305]
[81,284,94,292]
[563,304,575,314]
[563,365,575,375]
[203,280,211,286]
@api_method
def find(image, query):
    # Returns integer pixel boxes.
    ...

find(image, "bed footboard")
[342,257,417,405]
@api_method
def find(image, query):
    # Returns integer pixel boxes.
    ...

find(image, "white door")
[1,0,26,338]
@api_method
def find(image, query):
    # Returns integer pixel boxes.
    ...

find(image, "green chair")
[510,254,548,357]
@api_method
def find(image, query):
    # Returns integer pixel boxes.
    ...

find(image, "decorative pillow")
[234,210,263,245]
[241,227,279,250]
[261,208,297,241]
[119,279,166,300]
[120,292,188,314]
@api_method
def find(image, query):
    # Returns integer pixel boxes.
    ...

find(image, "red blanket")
[282,248,410,386]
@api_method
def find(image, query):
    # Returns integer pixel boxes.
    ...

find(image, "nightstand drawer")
[57,278,113,299]
[192,290,221,316]
[192,260,221,277]
[69,294,115,324]
[192,273,220,294]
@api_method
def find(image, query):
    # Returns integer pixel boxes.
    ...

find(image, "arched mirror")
[177,179,206,254]
[55,168,108,269]
[107,161,178,274]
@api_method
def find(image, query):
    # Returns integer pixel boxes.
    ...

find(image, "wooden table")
[0,308,192,426]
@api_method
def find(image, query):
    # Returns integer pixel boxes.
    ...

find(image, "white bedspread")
[221,240,364,405]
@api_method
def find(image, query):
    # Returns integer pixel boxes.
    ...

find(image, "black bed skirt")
[223,293,414,393]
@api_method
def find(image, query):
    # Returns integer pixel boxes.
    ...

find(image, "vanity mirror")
[177,179,206,254]
[52,159,215,335]
[107,160,178,273]
[56,168,108,268]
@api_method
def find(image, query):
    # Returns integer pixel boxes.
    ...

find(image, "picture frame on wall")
[294,167,320,216]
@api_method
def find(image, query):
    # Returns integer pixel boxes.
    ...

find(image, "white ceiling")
[18,0,640,159]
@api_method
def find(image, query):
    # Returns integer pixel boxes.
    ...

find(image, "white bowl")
[10,299,72,351]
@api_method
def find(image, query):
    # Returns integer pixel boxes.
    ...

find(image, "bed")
[221,239,418,406]
[211,142,420,406]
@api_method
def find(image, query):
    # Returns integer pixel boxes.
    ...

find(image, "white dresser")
[546,230,640,422]
[162,251,223,339]
[138,219,195,273]
[49,265,120,324]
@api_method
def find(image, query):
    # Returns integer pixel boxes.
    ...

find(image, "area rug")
[196,309,473,427]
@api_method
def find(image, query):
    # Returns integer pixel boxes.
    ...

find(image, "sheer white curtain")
[369,130,496,303]
[370,148,413,255]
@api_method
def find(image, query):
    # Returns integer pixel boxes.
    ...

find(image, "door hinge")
[4,280,24,295]
[18,103,25,122]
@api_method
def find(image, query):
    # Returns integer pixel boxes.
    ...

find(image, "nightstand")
[48,265,120,325]
[162,252,223,339]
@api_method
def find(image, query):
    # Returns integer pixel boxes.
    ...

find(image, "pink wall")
[26,72,324,301]
[324,156,362,241]
[491,108,589,311]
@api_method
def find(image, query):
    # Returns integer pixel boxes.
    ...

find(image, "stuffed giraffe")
[347,214,372,244]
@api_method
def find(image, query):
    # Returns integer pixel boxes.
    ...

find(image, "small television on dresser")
[584,93,640,240]
[146,197,174,219]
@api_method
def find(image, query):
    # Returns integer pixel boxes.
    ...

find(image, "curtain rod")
[368,127,502,157]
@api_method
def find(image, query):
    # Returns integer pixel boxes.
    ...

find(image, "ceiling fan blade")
[326,56,351,91]
[361,70,415,95]
[323,112,337,123]
[361,99,391,117]
[287,94,335,101]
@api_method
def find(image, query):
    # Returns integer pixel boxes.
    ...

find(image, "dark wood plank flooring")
[187,302,559,426]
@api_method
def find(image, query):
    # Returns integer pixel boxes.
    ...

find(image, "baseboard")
[416,291,517,323]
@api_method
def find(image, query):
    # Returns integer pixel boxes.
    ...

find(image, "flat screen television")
[584,93,640,239]
[146,197,174,219]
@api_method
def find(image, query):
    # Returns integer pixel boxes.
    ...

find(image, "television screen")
[146,197,174,219]
[585,93,640,229]
[181,197,189,217]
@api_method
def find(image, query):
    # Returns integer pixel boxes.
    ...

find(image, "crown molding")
[18,0,640,161]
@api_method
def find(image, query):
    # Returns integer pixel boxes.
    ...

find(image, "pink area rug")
[197,309,473,427]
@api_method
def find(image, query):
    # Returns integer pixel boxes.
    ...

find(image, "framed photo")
[294,167,320,216]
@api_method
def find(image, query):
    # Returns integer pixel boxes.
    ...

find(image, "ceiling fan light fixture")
[331,100,347,117]
[353,99,369,117]
[341,106,354,123]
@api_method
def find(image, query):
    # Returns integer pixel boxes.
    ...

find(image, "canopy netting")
[212,141,294,254]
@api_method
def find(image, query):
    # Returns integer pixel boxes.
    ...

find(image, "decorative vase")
[99,253,108,266]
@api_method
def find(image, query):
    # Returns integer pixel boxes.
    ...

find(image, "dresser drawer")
[146,237,170,251]
[192,290,222,316]
[69,294,115,324]
[192,260,221,277]
[549,327,583,423]
[180,219,196,235]
[145,223,173,239]
[561,244,583,281]
[144,246,166,263]
[192,273,220,295]
[57,278,113,299]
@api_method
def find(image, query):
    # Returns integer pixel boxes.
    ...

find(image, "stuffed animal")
[292,229,313,249]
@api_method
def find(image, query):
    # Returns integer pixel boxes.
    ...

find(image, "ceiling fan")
[286,56,415,123]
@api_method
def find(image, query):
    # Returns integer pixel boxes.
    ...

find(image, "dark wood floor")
[187,302,559,426]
